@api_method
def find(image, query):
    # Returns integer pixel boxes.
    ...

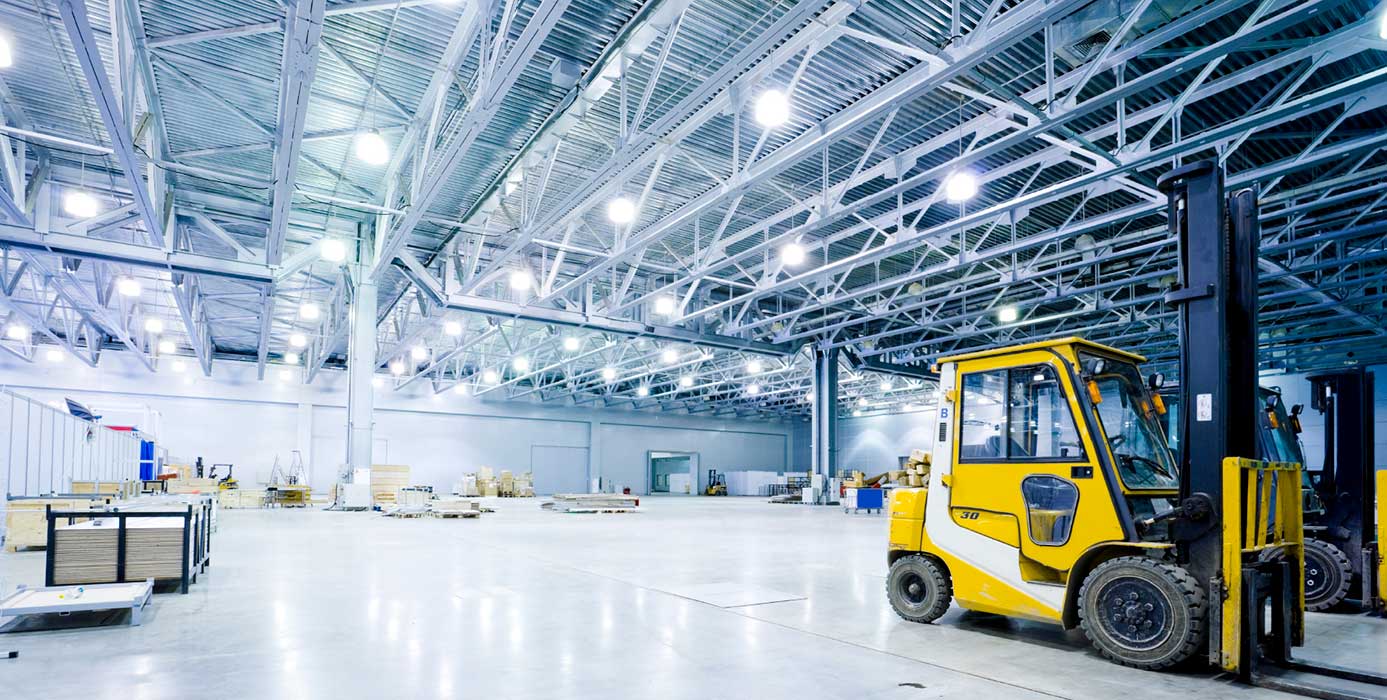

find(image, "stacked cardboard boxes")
[903,449,930,487]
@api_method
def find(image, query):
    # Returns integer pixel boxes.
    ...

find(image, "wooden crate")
[165,478,220,494]
[370,465,410,505]
[4,499,101,552]
[218,489,266,509]
[71,481,126,496]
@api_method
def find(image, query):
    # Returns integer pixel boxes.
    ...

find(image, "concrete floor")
[1,496,1383,699]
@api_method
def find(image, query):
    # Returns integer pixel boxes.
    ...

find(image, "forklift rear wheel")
[1263,538,1353,611]
[887,554,952,624]
[1078,557,1205,670]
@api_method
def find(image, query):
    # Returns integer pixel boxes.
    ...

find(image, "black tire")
[887,554,952,623]
[1263,539,1353,612]
[1078,557,1206,670]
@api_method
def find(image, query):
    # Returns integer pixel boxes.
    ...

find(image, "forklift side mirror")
[1147,373,1165,390]
[1085,358,1107,376]
[1291,404,1303,416]
[1264,394,1279,410]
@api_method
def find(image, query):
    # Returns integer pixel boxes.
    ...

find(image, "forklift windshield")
[1079,352,1179,490]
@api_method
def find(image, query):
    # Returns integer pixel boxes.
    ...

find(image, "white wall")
[838,408,938,475]
[0,352,800,496]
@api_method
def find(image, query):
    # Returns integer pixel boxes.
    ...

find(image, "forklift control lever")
[1137,493,1215,533]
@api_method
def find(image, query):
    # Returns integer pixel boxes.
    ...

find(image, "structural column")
[811,345,839,500]
[345,266,377,474]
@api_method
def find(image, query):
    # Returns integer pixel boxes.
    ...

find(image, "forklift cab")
[888,337,1200,667]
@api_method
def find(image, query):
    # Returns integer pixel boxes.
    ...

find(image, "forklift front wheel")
[1078,557,1205,670]
[887,554,952,624]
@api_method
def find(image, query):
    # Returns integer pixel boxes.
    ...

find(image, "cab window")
[959,364,1085,462]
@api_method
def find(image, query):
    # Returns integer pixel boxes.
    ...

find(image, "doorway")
[648,451,699,495]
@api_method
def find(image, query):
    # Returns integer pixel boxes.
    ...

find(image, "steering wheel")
[1119,452,1174,481]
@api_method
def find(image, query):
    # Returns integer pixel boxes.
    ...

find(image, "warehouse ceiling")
[0,0,1384,419]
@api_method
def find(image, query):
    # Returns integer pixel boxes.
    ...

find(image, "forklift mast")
[1156,160,1261,583]
[1306,368,1377,584]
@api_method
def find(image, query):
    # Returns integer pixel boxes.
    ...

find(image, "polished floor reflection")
[1,496,1382,699]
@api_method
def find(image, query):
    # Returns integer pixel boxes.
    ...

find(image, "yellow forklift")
[884,161,1386,692]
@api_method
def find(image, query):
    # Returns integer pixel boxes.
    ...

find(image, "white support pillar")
[811,345,838,503]
[346,266,377,475]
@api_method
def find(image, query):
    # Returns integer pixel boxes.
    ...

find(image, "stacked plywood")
[542,494,640,513]
[51,517,188,585]
[429,497,481,518]
[370,465,410,505]
[4,498,103,551]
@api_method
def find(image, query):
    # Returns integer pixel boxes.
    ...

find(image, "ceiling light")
[857,397,869,407]
[747,383,761,395]
[780,242,806,266]
[678,375,693,388]
[45,348,63,362]
[353,131,390,166]
[944,172,978,203]
[660,347,678,364]
[299,302,320,320]
[370,376,384,389]
[444,320,463,337]
[853,409,862,417]
[606,196,637,224]
[453,383,468,395]
[636,385,650,397]
[285,352,300,365]
[158,340,176,354]
[653,295,677,316]
[63,190,100,219]
[0,35,13,69]
[483,369,499,384]
[601,367,617,382]
[509,269,533,292]
[997,306,1019,324]
[754,89,790,128]
[804,392,814,403]
[562,336,580,352]
[389,360,405,376]
[280,368,295,382]
[879,380,892,392]
[1380,6,1387,40]
[746,359,763,374]
[171,359,186,373]
[143,318,164,334]
[117,277,142,297]
[411,345,428,361]
[289,333,307,348]
[512,356,530,373]
[908,282,924,295]
[320,238,347,263]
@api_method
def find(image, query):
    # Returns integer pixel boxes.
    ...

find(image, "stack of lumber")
[370,465,410,505]
[166,478,220,494]
[50,517,188,585]
[902,449,930,487]
[541,494,640,513]
[4,498,103,551]
[428,497,481,518]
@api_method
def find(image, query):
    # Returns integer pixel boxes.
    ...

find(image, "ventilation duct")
[1050,0,1200,68]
